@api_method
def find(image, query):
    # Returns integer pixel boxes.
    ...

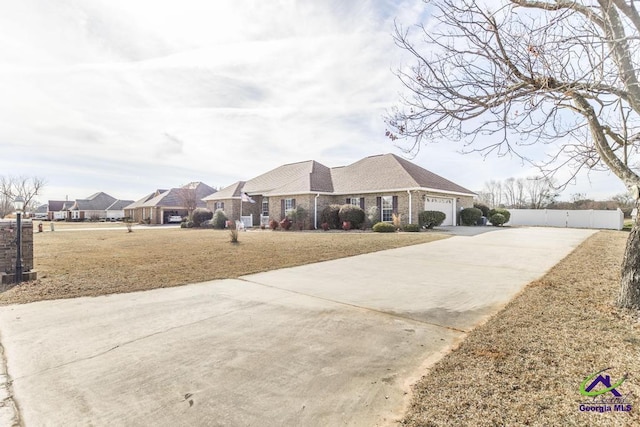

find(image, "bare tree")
[524,176,557,209]
[503,177,528,208]
[482,180,503,207]
[612,192,634,209]
[386,0,640,309]
[0,176,46,218]
[176,184,198,219]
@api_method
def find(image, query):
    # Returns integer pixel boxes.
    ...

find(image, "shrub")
[392,213,402,230]
[280,217,292,231]
[321,222,329,231]
[488,208,511,224]
[403,223,420,232]
[289,206,308,230]
[418,210,446,229]
[269,218,279,230]
[373,222,396,232]
[473,202,491,218]
[180,220,194,228]
[213,209,227,229]
[200,219,214,229]
[192,208,213,227]
[489,213,507,226]
[338,204,365,229]
[228,220,239,243]
[320,204,341,229]
[460,207,483,226]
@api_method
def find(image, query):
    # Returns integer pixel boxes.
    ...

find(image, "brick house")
[124,182,216,225]
[203,154,475,228]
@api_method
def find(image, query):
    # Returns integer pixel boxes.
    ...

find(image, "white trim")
[260,187,475,198]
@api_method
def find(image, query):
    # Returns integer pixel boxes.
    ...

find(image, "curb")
[0,340,20,427]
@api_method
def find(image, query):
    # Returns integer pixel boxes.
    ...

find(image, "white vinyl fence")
[507,209,624,230]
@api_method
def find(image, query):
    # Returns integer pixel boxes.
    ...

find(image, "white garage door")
[424,196,454,226]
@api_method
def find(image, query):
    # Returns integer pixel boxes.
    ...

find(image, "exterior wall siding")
[207,191,475,228]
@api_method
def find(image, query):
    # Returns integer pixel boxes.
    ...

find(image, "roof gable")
[202,181,244,201]
[131,182,216,208]
[72,192,117,211]
[242,160,332,196]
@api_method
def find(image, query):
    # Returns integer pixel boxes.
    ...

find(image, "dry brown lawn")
[0,226,448,305]
[402,230,640,426]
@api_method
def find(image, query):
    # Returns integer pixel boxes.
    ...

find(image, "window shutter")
[376,197,382,219]
[281,199,285,219]
[359,198,365,210]
[346,198,350,204]
[221,202,224,210]
[292,199,296,209]
[392,196,398,213]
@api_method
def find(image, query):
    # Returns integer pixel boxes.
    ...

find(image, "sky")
[0,0,628,205]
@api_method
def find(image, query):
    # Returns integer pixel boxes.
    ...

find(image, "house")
[203,153,476,228]
[47,200,74,221]
[124,182,216,224]
[66,192,136,221]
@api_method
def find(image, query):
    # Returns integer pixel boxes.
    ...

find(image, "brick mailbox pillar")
[0,220,36,290]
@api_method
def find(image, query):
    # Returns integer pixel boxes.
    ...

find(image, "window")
[381,196,393,222]
[284,198,294,211]
[348,197,360,206]
[262,198,269,216]
[214,201,224,210]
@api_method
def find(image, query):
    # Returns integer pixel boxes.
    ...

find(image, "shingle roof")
[106,200,135,211]
[124,190,167,210]
[202,181,245,201]
[128,183,216,208]
[241,160,333,196]
[331,154,475,195]
[210,154,474,199]
[47,200,67,211]
[71,192,117,211]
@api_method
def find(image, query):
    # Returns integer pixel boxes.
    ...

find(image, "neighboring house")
[105,199,135,221]
[66,192,135,221]
[124,182,216,225]
[203,153,476,228]
[47,200,74,221]
[33,204,49,220]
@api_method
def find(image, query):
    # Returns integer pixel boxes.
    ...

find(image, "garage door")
[424,196,454,226]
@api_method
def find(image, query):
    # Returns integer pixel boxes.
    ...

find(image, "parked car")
[167,215,183,223]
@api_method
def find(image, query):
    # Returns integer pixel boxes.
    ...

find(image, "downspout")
[314,193,320,229]
[407,190,412,225]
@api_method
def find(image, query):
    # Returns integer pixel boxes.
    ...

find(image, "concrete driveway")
[0,227,596,426]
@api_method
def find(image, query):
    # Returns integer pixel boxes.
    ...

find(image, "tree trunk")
[618,221,640,309]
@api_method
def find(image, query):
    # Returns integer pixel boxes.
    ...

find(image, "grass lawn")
[401,230,640,426]
[0,226,449,305]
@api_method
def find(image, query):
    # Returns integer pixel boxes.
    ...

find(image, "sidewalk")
[0,227,595,426]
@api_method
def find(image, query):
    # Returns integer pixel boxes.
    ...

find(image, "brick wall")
[0,220,34,285]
